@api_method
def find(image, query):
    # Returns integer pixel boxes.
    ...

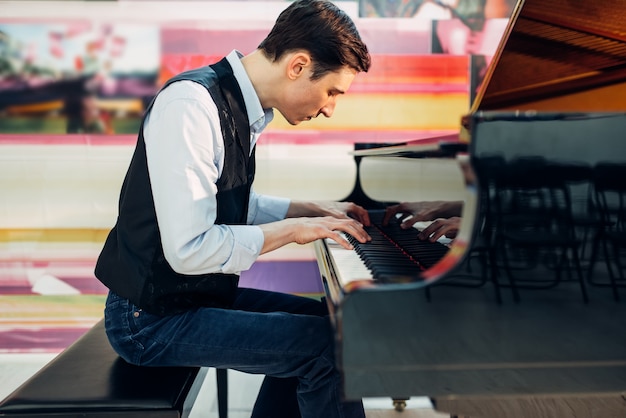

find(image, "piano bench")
[0,318,222,418]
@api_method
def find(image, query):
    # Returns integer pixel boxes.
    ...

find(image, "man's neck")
[240,49,285,110]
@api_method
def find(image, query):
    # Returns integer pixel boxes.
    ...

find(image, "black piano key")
[340,210,451,281]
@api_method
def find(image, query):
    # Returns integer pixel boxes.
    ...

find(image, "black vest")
[95,58,255,316]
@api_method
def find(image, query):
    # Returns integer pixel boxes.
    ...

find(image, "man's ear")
[287,52,312,80]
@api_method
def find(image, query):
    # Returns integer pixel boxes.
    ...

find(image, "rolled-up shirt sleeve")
[144,80,264,275]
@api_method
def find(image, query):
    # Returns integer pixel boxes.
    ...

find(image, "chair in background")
[490,157,589,303]
[435,154,509,303]
[588,162,626,301]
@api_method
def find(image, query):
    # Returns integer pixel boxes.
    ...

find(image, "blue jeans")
[104,288,365,418]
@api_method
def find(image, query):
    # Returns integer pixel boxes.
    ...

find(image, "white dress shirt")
[143,50,290,275]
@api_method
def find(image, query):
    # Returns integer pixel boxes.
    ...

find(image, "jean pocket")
[105,291,124,309]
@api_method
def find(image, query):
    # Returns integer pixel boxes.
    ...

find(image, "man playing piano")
[93,1,372,417]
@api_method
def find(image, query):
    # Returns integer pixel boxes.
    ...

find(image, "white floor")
[0,353,442,418]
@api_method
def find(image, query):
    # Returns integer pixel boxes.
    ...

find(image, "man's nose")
[319,98,337,118]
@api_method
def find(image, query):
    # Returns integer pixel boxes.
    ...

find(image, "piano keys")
[352,211,450,275]
[319,211,450,285]
[316,210,452,319]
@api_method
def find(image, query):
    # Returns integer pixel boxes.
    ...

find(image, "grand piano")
[314,1,626,417]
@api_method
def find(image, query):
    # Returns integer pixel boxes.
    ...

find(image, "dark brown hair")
[259,0,371,80]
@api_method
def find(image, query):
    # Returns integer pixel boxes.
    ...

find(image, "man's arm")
[145,83,371,275]
[259,215,371,254]
[145,81,264,275]
[250,198,372,253]
[285,200,371,226]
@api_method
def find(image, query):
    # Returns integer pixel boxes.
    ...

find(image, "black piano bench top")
[0,318,206,418]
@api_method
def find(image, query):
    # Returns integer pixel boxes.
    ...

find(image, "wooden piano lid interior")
[472,0,626,113]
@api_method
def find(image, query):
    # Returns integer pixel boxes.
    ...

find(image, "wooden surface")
[433,393,626,418]
[366,409,448,418]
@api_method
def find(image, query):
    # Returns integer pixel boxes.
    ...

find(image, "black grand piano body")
[315,0,626,416]
[325,112,626,415]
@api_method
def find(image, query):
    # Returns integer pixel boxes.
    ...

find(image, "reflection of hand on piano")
[383,200,463,242]
[382,200,463,229]
[418,216,461,242]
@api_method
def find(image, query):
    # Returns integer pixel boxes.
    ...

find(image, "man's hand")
[259,216,371,254]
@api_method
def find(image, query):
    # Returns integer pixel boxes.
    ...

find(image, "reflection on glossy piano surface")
[314,0,626,417]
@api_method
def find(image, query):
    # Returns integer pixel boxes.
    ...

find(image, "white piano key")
[325,238,374,287]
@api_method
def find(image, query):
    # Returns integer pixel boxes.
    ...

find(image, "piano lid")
[471,0,626,113]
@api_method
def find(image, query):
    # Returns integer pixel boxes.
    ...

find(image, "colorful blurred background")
[0,0,515,354]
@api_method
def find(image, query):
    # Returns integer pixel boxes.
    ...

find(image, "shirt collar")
[226,50,274,135]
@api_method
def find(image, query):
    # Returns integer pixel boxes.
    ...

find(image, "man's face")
[279,65,357,125]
